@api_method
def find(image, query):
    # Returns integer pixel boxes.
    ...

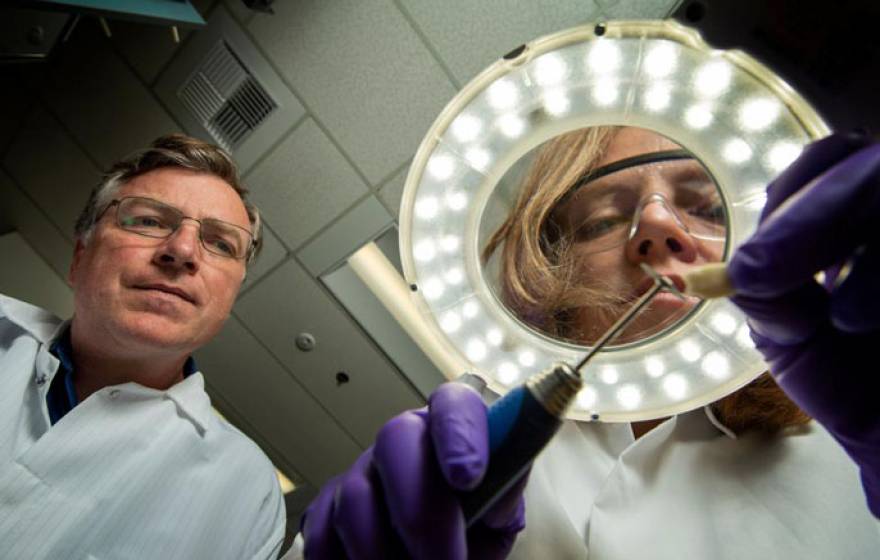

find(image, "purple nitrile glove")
[300,383,527,559]
[727,132,880,517]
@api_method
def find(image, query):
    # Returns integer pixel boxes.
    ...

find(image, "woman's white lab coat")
[509,408,880,559]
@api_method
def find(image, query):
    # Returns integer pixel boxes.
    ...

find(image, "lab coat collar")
[2,294,215,436]
[1,293,66,345]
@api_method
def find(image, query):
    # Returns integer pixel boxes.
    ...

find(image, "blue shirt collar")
[46,326,198,425]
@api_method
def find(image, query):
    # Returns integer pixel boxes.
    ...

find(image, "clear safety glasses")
[550,151,727,255]
[102,196,255,260]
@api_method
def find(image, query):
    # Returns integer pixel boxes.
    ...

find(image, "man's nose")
[625,198,697,264]
[154,219,201,272]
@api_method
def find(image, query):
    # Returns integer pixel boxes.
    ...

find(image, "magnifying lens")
[397,20,828,423]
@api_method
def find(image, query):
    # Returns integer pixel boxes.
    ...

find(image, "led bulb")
[701,351,730,379]
[662,373,688,399]
[518,350,536,367]
[617,384,642,409]
[498,114,526,138]
[599,366,620,385]
[588,40,621,73]
[723,138,752,164]
[645,357,665,378]
[466,339,487,362]
[766,141,802,173]
[593,79,618,106]
[694,60,732,97]
[464,147,491,172]
[413,240,436,262]
[497,362,520,384]
[422,278,444,300]
[440,312,462,333]
[439,235,460,252]
[678,339,702,362]
[644,42,678,77]
[444,267,464,284]
[427,154,454,180]
[487,328,503,346]
[487,79,519,110]
[415,197,439,219]
[739,98,781,131]
[684,103,713,129]
[450,114,482,142]
[446,191,468,211]
[462,300,480,319]
[533,54,567,86]
[543,89,571,116]
[644,83,672,112]
[577,386,598,409]
[710,312,737,335]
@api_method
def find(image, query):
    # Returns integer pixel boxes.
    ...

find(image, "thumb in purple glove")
[300,382,527,559]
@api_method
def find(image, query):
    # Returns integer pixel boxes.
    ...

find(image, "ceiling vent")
[177,40,277,151]
[155,6,305,173]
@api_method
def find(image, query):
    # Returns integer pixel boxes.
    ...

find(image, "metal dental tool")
[462,264,682,525]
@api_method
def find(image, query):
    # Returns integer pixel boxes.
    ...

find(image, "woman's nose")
[625,198,698,264]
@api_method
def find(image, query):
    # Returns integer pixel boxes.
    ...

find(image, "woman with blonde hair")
[300,130,880,559]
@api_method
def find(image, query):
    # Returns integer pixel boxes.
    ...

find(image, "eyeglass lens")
[116,197,250,259]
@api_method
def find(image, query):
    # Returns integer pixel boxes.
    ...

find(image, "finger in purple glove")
[428,383,490,491]
[332,449,397,560]
[373,410,468,560]
[730,141,880,298]
[831,243,880,333]
[301,475,347,559]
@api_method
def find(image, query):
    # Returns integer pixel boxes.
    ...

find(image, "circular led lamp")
[399,20,828,422]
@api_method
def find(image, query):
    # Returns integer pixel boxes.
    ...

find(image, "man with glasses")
[0,134,286,558]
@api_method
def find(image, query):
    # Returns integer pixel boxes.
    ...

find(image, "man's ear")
[68,239,86,287]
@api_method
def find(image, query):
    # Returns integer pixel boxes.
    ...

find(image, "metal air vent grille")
[177,40,277,151]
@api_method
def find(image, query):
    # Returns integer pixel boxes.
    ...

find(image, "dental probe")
[460,264,681,526]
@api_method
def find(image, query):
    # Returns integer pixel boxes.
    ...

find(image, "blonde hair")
[483,126,622,340]
[483,125,809,434]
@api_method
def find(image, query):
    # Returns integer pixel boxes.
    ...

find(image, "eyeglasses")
[101,196,255,261]
[551,156,727,255]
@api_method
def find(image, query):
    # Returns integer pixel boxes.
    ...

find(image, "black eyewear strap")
[556,149,696,207]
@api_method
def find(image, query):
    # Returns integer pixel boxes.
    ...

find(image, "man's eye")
[205,235,237,256]
[124,215,167,228]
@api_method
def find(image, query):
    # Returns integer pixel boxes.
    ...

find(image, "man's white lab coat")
[0,294,286,559]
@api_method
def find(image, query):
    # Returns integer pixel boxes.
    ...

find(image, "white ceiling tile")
[377,164,408,218]
[111,19,193,86]
[39,20,181,169]
[245,118,369,249]
[2,106,100,244]
[247,0,457,184]
[196,314,362,487]
[0,167,73,283]
[402,0,601,85]
[601,0,682,18]
[240,222,288,292]
[234,258,423,448]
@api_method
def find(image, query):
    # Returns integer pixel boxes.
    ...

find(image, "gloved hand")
[727,132,880,517]
[300,383,527,559]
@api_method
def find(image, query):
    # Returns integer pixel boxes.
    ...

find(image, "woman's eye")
[690,204,725,223]
[578,216,628,240]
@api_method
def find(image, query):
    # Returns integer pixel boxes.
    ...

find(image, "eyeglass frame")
[549,150,728,255]
[97,196,257,262]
